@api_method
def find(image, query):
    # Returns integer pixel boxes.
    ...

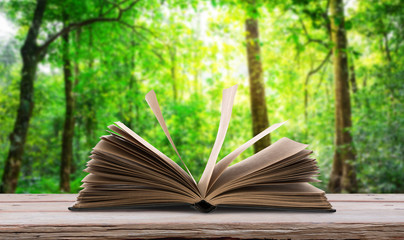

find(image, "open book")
[69,85,334,213]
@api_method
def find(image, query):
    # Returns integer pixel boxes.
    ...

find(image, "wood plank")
[0,194,77,202]
[2,193,404,202]
[1,206,404,224]
[1,223,403,239]
[0,222,403,239]
[0,194,403,239]
[1,201,404,212]
[327,194,404,202]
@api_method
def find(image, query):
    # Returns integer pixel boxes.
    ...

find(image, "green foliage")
[0,0,403,193]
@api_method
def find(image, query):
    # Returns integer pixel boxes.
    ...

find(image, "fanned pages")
[145,90,195,182]
[69,85,335,213]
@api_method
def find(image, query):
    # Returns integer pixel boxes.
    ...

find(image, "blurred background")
[0,0,403,194]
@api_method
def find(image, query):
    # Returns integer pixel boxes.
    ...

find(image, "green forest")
[0,0,403,194]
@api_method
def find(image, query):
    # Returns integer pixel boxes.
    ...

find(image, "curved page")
[114,122,198,191]
[145,90,194,181]
[208,121,287,191]
[198,85,238,197]
[207,137,308,199]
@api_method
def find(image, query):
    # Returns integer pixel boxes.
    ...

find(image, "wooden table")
[0,194,403,239]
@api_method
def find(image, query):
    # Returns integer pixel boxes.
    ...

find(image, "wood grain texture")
[0,194,403,239]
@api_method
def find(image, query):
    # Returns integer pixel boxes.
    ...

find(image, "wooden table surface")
[0,194,403,239]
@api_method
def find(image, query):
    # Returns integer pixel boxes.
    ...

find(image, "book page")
[198,85,238,197]
[74,187,196,209]
[207,137,309,197]
[208,121,287,191]
[114,122,198,192]
[90,138,199,198]
[208,183,331,209]
[107,125,199,194]
[145,90,195,181]
[206,150,317,199]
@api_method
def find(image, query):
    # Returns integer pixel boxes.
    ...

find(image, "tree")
[328,0,357,193]
[1,0,139,193]
[245,0,270,153]
[0,0,47,193]
[295,6,332,138]
[60,11,75,192]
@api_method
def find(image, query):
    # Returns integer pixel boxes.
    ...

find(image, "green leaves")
[1,0,403,193]
[345,20,352,30]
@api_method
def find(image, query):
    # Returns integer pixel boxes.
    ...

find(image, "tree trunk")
[85,26,96,144]
[245,3,270,153]
[60,12,74,192]
[127,29,138,129]
[169,46,178,102]
[328,0,357,193]
[71,28,81,176]
[349,59,358,94]
[383,33,392,63]
[0,0,47,193]
[304,51,332,140]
